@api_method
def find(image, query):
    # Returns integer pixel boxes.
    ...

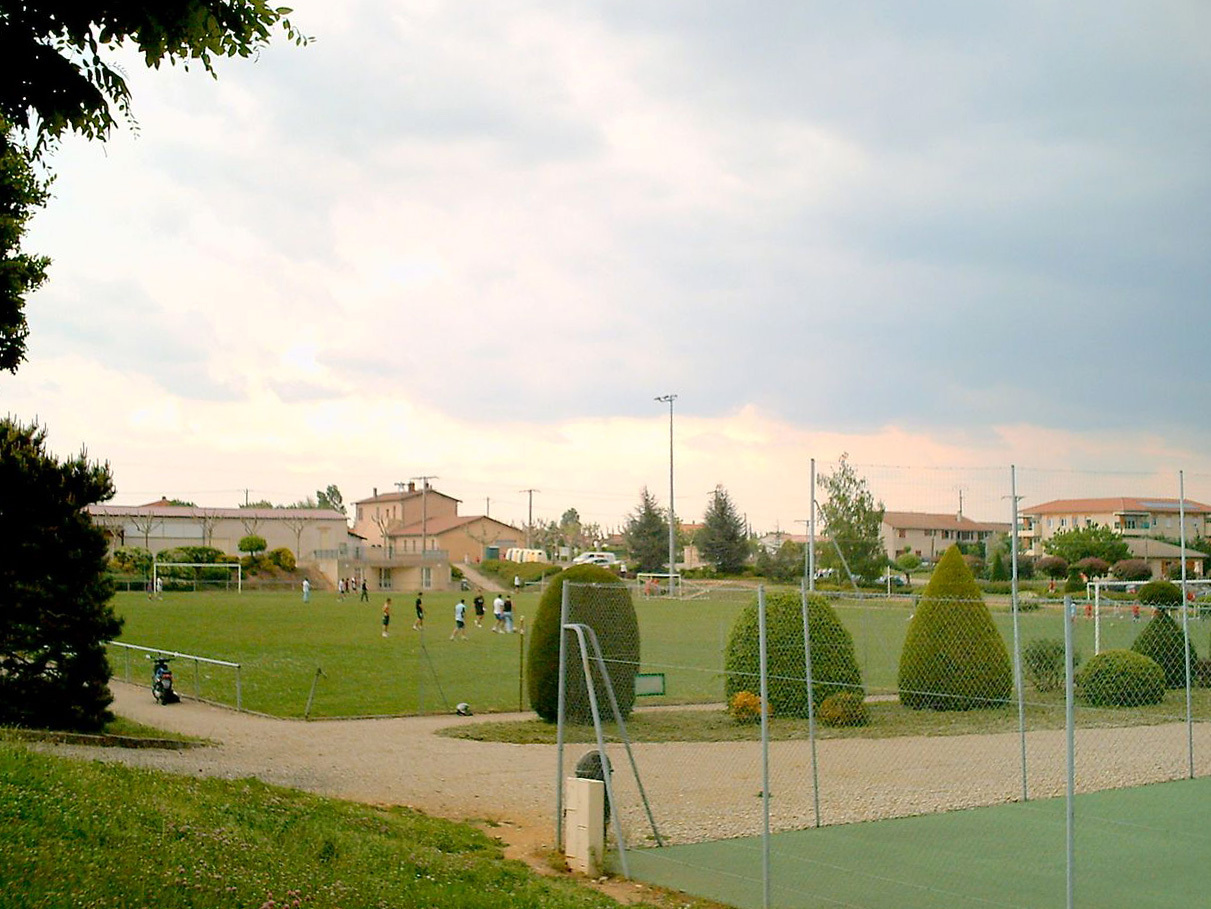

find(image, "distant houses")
[880,511,1010,564]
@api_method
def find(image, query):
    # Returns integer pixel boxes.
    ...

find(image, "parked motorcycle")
[150,656,180,705]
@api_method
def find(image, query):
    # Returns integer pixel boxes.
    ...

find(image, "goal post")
[636,572,682,598]
[152,561,243,593]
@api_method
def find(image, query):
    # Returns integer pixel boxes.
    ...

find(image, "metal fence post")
[758,585,771,909]
[1064,594,1075,909]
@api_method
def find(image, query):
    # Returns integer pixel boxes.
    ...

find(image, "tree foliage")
[0,123,49,372]
[0,1,307,150]
[0,418,121,731]
[624,487,670,573]
[316,484,344,514]
[755,540,803,581]
[1043,525,1129,566]
[0,2,307,373]
[1130,609,1197,689]
[898,545,1013,711]
[818,454,886,582]
[238,535,267,560]
[698,485,748,573]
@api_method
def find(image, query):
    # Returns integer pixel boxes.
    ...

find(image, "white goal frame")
[636,572,682,598]
[153,561,243,593]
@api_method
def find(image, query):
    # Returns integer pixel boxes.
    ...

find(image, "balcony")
[312,548,448,565]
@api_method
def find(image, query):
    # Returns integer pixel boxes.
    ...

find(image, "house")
[1018,497,1211,556]
[1124,537,1205,580]
[88,499,350,563]
[343,483,524,591]
[881,512,1011,564]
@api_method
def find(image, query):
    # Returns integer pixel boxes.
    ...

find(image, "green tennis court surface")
[623,777,1211,908]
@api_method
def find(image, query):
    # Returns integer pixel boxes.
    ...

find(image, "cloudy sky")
[4,1,1210,532]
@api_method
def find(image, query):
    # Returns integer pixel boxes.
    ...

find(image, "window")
[1059,519,1067,527]
[378,568,392,589]
[898,529,906,538]
[942,530,951,539]
[924,529,936,537]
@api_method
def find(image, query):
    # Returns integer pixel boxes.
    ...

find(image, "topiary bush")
[1137,580,1181,608]
[267,547,296,572]
[1036,556,1068,580]
[1073,557,1110,578]
[898,545,1014,710]
[527,564,639,724]
[1130,610,1198,688]
[816,691,869,727]
[1078,650,1164,707]
[724,591,863,719]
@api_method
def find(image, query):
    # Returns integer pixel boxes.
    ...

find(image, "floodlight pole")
[655,394,677,590]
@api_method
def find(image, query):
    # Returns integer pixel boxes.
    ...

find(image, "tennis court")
[623,776,1211,909]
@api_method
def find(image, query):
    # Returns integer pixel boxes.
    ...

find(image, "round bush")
[724,592,863,719]
[1079,650,1164,707]
[816,691,869,727]
[267,547,296,572]
[898,545,1014,711]
[1035,556,1068,580]
[527,564,639,724]
[1111,559,1152,582]
[1130,609,1198,688]
[1137,580,1181,607]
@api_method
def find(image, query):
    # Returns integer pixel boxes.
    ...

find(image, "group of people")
[337,577,369,601]
[376,589,518,640]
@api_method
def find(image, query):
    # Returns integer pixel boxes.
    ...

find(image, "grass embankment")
[0,743,634,909]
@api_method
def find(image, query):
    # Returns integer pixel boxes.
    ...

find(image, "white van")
[572,551,620,566]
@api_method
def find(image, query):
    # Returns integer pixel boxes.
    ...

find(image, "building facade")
[881,511,1011,563]
[1018,497,1211,556]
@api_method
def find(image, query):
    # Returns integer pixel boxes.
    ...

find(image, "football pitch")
[107,587,1188,719]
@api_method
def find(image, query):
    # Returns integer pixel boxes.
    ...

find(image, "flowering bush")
[728,690,771,724]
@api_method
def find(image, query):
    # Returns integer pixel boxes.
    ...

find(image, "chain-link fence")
[556,462,1211,908]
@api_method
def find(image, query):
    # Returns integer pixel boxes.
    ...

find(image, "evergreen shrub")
[1036,556,1068,579]
[728,691,770,724]
[267,547,296,572]
[898,545,1014,710]
[527,564,639,724]
[1137,580,1181,607]
[724,591,863,718]
[816,691,869,727]
[1079,650,1164,707]
[1130,610,1198,688]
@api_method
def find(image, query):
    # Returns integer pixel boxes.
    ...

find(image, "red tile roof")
[1022,497,1211,516]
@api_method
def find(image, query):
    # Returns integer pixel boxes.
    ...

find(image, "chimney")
[373,487,378,498]
[408,481,416,492]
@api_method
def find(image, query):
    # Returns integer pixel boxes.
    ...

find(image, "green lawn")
[0,743,638,909]
[109,589,1211,719]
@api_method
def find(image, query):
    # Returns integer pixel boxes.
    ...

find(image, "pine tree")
[699,485,748,573]
[0,418,122,730]
[624,487,670,573]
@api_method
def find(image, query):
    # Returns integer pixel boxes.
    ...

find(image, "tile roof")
[1022,497,1211,515]
[88,504,347,521]
[881,511,1010,533]
[388,514,522,537]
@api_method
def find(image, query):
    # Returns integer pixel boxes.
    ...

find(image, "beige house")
[345,483,524,590]
[1124,537,1205,580]
[89,499,350,562]
[1019,497,1211,556]
[881,512,1011,563]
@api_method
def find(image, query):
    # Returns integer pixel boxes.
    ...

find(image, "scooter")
[150,656,180,705]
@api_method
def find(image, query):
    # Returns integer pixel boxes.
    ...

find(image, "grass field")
[0,742,644,909]
[108,588,1211,720]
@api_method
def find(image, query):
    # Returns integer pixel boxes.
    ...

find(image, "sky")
[4,1,1211,533]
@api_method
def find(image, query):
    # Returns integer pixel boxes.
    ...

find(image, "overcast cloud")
[3,1,1210,530]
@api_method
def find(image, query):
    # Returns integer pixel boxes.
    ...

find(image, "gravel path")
[38,682,1211,847]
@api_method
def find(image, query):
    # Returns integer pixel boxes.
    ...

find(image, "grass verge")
[0,742,640,909]
[441,689,1211,744]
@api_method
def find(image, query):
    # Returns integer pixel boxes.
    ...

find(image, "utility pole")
[485,497,491,518]
[519,489,539,548]
[655,394,677,587]
[410,475,438,558]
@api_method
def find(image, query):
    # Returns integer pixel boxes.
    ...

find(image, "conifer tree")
[699,485,748,573]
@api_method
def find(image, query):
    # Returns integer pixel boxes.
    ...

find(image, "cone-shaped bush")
[528,564,639,723]
[898,545,1013,710]
[724,591,863,718]
[1131,609,1197,688]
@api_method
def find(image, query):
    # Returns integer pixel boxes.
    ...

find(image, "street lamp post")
[655,394,677,591]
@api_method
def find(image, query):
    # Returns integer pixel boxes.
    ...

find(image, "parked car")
[572,551,621,566]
